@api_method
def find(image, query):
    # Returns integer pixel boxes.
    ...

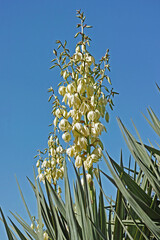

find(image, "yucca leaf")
[64,162,80,240]
[33,169,43,239]
[103,152,160,239]
[10,212,39,239]
[15,176,37,230]
[95,171,134,240]
[45,180,66,220]
[27,177,54,238]
[142,107,160,137]
[8,217,28,240]
[0,208,14,240]
[117,118,160,199]
[113,151,124,240]
[97,169,107,239]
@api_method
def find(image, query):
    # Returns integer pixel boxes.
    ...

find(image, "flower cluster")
[36,10,117,186]
[36,136,64,187]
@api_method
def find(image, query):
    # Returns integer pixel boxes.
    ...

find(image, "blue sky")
[0,0,160,238]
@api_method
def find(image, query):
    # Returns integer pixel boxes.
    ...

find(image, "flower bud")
[62,132,71,142]
[30,223,34,230]
[81,44,86,52]
[53,117,58,126]
[63,70,68,80]
[75,45,81,53]
[50,147,56,156]
[62,93,68,105]
[36,160,40,168]
[48,135,54,147]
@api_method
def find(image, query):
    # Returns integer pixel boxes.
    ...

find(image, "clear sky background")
[0,0,160,238]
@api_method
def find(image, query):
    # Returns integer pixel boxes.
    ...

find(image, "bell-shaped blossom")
[55,109,63,118]
[79,102,90,115]
[66,147,75,157]
[59,119,69,131]
[58,86,66,96]
[62,132,71,142]
[75,155,83,168]
[66,83,76,94]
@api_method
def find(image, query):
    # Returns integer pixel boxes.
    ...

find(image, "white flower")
[75,45,81,53]
[79,102,90,115]
[77,82,86,94]
[58,86,66,96]
[75,155,83,168]
[63,70,68,80]
[59,119,69,131]
[62,93,68,105]
[48,135,54,147]
[43,232,49,240]
[66,147,74,157]
[66,83,76,94]
[56,146,63,153]
[74,52,82,61]
[62,132,71,142]
[82,125,89,137]
[39,173,44,182]
[86,173,92,184]
[84,155,93,170]
[41,160,48,168]
[86,85,94,97]
[92,147,102,158]
[95,109,100,121]
[72,122,83,132]
[71,93,81,109]
[87,111,95,121]
[77,136,87,150]
[91,154,99,163]
[55,109,63,118]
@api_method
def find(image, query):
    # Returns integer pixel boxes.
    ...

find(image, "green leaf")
[0,208,14,240]
[103,152,160,239]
